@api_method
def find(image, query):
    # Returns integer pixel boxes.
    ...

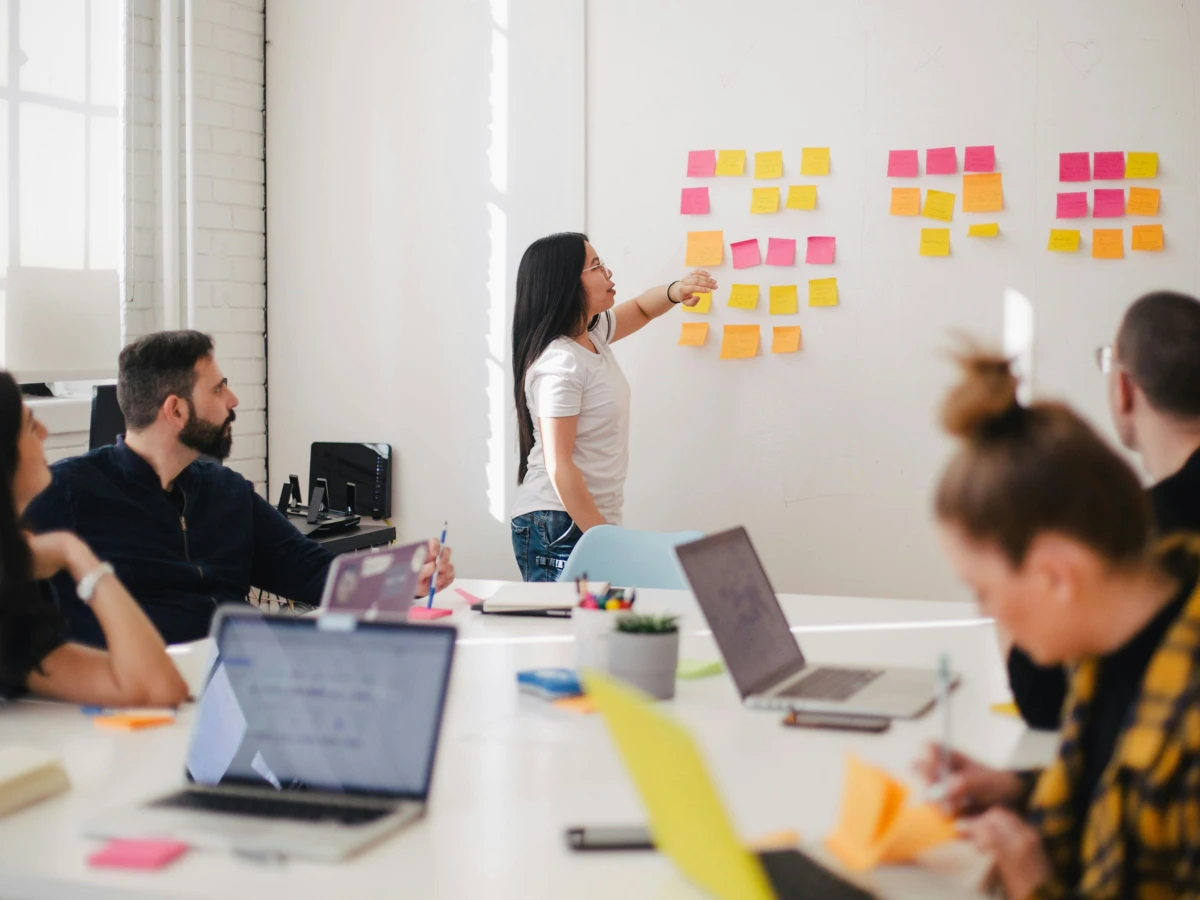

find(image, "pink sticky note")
[805,236,836,265]
[887,150,919,177]
[680,187,709,215]
[765,238,796,266]
[730,239,761,269]
[88,839,189,870]
[963,146,995,173]
[1059,152,1090,182]
[1056,191,1088,218]
[409,606,453,620]
[926,147,958,175]
[1093,189,1125,218]
[1093,152,1125,180]
[687,150,716,178]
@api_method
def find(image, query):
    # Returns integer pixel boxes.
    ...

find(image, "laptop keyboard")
[778,667,884,702]
[152,790,392,826]
[759,849,879,900]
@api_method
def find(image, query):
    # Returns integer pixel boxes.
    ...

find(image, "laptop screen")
[675,527,806,697]
[186,614,455,800]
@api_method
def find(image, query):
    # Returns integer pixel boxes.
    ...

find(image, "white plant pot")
[608,630,680,700]
[573,608,631,672]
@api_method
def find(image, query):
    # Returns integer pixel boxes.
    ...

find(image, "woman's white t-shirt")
[511,311,631,525]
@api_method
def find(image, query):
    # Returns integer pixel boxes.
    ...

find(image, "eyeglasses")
[583,260,611,276]
[1095,344,1115,374]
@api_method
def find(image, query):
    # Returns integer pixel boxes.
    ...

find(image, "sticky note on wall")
[962,173,1003,212]
[683,292,712,314]
[720,325,760,359]
[1047,229,1081,252]
[685,231,724,266]
[1093,189,1125,218]
[806,236,836,264]
[769,285,798,315]
[889,188,920,216]
[925,147,958,175]
[1092,229,1124,259]
[731,239,762,269]
[754,151,783,179]
[919,228,950,256]
[751,187,780,214]
[687,150,716,177]
[808,278,839,307]
[1126,187,1160,216]
[963,146,995,173]
[680,187,709,215]
[678,322,709,346]
[967,223,999,237]
[800,147,830,175]
[1056,192,1088,218]
[716,150,746,176]
[1125,152,1158,178]
[728,284,760,310]
[1059,152,1090,182]
[765,238,796,266]
[887,150,918,177]
[1093,152,1125,180]
[922,190,956,222]
[1131,224,1164,251]
[772,326,802,354]
[786,185,817,210]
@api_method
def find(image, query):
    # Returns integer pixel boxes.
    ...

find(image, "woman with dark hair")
[509,233,715,581]
[1,372,187,705]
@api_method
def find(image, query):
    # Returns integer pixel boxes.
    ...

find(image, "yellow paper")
[750,187,780,214]
[727,284,759,310]
[808,278,839,307]
[771,326,802,354]
[683,291,712,314]
[1047,229,1080,252]
[1126,152,1158,179]
[715,150,746,176]
[919,228,950,257]
[889,187,920,216]
[754,150,783,179]
[786,185,817,210]
[967,222,999,237]
[961,173,1003,212]
[800,147,830,176]
[719,325,760,359]
[1126,187,1160,216]
[685,231,724,266]
[922,189,956,222]
[1132,224,1164,251]
[990,701,1020,718]
[678,322,709,347]
[768,285,798,315]
[1092,228,1124,260]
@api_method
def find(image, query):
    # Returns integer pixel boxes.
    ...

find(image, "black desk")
[311,522,397,556]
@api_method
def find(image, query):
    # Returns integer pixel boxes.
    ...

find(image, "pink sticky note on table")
[1093,152,1125,180]
[88,839,189,870]
[1059,152,1090,182]
[680,187,709,214]
[731,239,761,269]
[926,147,958,175]
[1093,189,1125,217]
[1056,192,1088,218]
[765,238,796,266]
[687,150,716,178]
[887,150,919,177]
[963,146,995,173]
[805,236,836,265]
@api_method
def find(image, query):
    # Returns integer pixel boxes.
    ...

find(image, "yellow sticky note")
[685,231,724,266]
[719,325,760,360]
[921,189,956,222]
[750,187,780,214]
[771,326,802,354]
[768,285,798,315]
[1132,224,1164,251]
[967,222,999,237]
[889,187,920,216]
[808,278,838,307]
[754,151,783,179]
[1092,228,1124,260]
[683,291,712,314]
[990,701,1021,718]
[1127,187,1160,216]
[800,147,830,176]
[1126,152,1158,179]
[962,173,1003,213]
[1047,229,1081,252]
[715,150,746,176]
[678,322,709,347]
[727,284,759,310]
[919,228,950,257]
[785,185,817,210]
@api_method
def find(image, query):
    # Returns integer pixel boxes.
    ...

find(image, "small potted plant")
[608,614,680,700]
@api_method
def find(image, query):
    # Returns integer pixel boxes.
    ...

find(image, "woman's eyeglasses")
[583,260,611,276]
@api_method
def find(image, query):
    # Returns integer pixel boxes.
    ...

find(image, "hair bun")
[941,348,1021,440]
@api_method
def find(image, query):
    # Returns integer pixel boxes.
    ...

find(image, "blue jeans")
[511,510,582,582]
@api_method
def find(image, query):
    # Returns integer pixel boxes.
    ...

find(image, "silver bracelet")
[76,563,115,606]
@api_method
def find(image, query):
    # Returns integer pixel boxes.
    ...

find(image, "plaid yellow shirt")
[1025,538,1200,900]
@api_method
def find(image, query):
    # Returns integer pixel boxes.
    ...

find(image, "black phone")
[565,825,654,852]
[782,711,891,733]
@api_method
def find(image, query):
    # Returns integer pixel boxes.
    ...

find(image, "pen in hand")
[426,522,448,609]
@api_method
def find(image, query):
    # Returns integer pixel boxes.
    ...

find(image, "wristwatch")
[76,563,115,606]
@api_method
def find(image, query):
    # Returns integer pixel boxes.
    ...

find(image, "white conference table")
[0,580,1057,899]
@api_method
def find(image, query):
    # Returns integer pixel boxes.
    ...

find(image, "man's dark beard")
[179,400,235,461]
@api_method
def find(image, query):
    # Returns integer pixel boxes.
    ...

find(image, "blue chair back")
[558,525,704,589]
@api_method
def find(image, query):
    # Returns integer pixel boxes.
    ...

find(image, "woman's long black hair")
[512,232,600,484]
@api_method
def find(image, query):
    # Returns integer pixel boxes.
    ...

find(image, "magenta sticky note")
[805,236,836,265]
[926,147,958,175]
[680,187,709,215]
[1093,189,1125,218]
[408,606,452,620]
[765,238,796,266]
[1093,152,1125,180]
[887,150,919,177]
[687,150,716,178]
[1059,152,1090,182]
[88,839,189,870]
[1056,191,1088,218]
[963,146,995,173]
[730,239,761,269]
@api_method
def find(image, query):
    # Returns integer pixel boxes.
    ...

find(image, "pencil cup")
[573,608,628,671]
[608,630,680,700]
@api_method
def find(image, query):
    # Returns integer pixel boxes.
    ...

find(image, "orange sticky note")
[719,325,759,360]
[685,231,724,266]
[961,173,1003,212]
[889,187,920,216]
[1092,228,1124,259]
[552,696,597,715]
[879,804,960,864]
[94,713,176,732]
[808,278,838,307]
[768,285,798,315]
[678,322,709,347]
[1131,224,1164,251]
[1126,187,1160,216]
[771,326,802,354]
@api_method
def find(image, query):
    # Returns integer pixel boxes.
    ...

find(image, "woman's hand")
[912,743,1026,816]
[415,538,455,598]
[675,270,718,306]
[960,808,1052,900]
[24,531,99,582]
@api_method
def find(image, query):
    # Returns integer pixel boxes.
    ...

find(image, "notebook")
[480,581,610,615]
[0,747,70,818]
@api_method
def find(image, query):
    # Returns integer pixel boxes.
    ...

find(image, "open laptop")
[675,527,943,719]
[85,608,456,861]
[318,540,428,618]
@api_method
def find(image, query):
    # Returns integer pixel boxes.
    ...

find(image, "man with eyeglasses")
[1007,290,1200,729]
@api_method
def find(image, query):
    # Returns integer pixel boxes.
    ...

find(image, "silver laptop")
[318,540,428,618]
[675,527,944,719]
[85,608,457,861]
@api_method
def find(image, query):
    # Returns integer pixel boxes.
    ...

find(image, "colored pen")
[426,522,448,608]
[936,653,952,800]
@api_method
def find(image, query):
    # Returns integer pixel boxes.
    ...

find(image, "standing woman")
[510,233,716,581]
